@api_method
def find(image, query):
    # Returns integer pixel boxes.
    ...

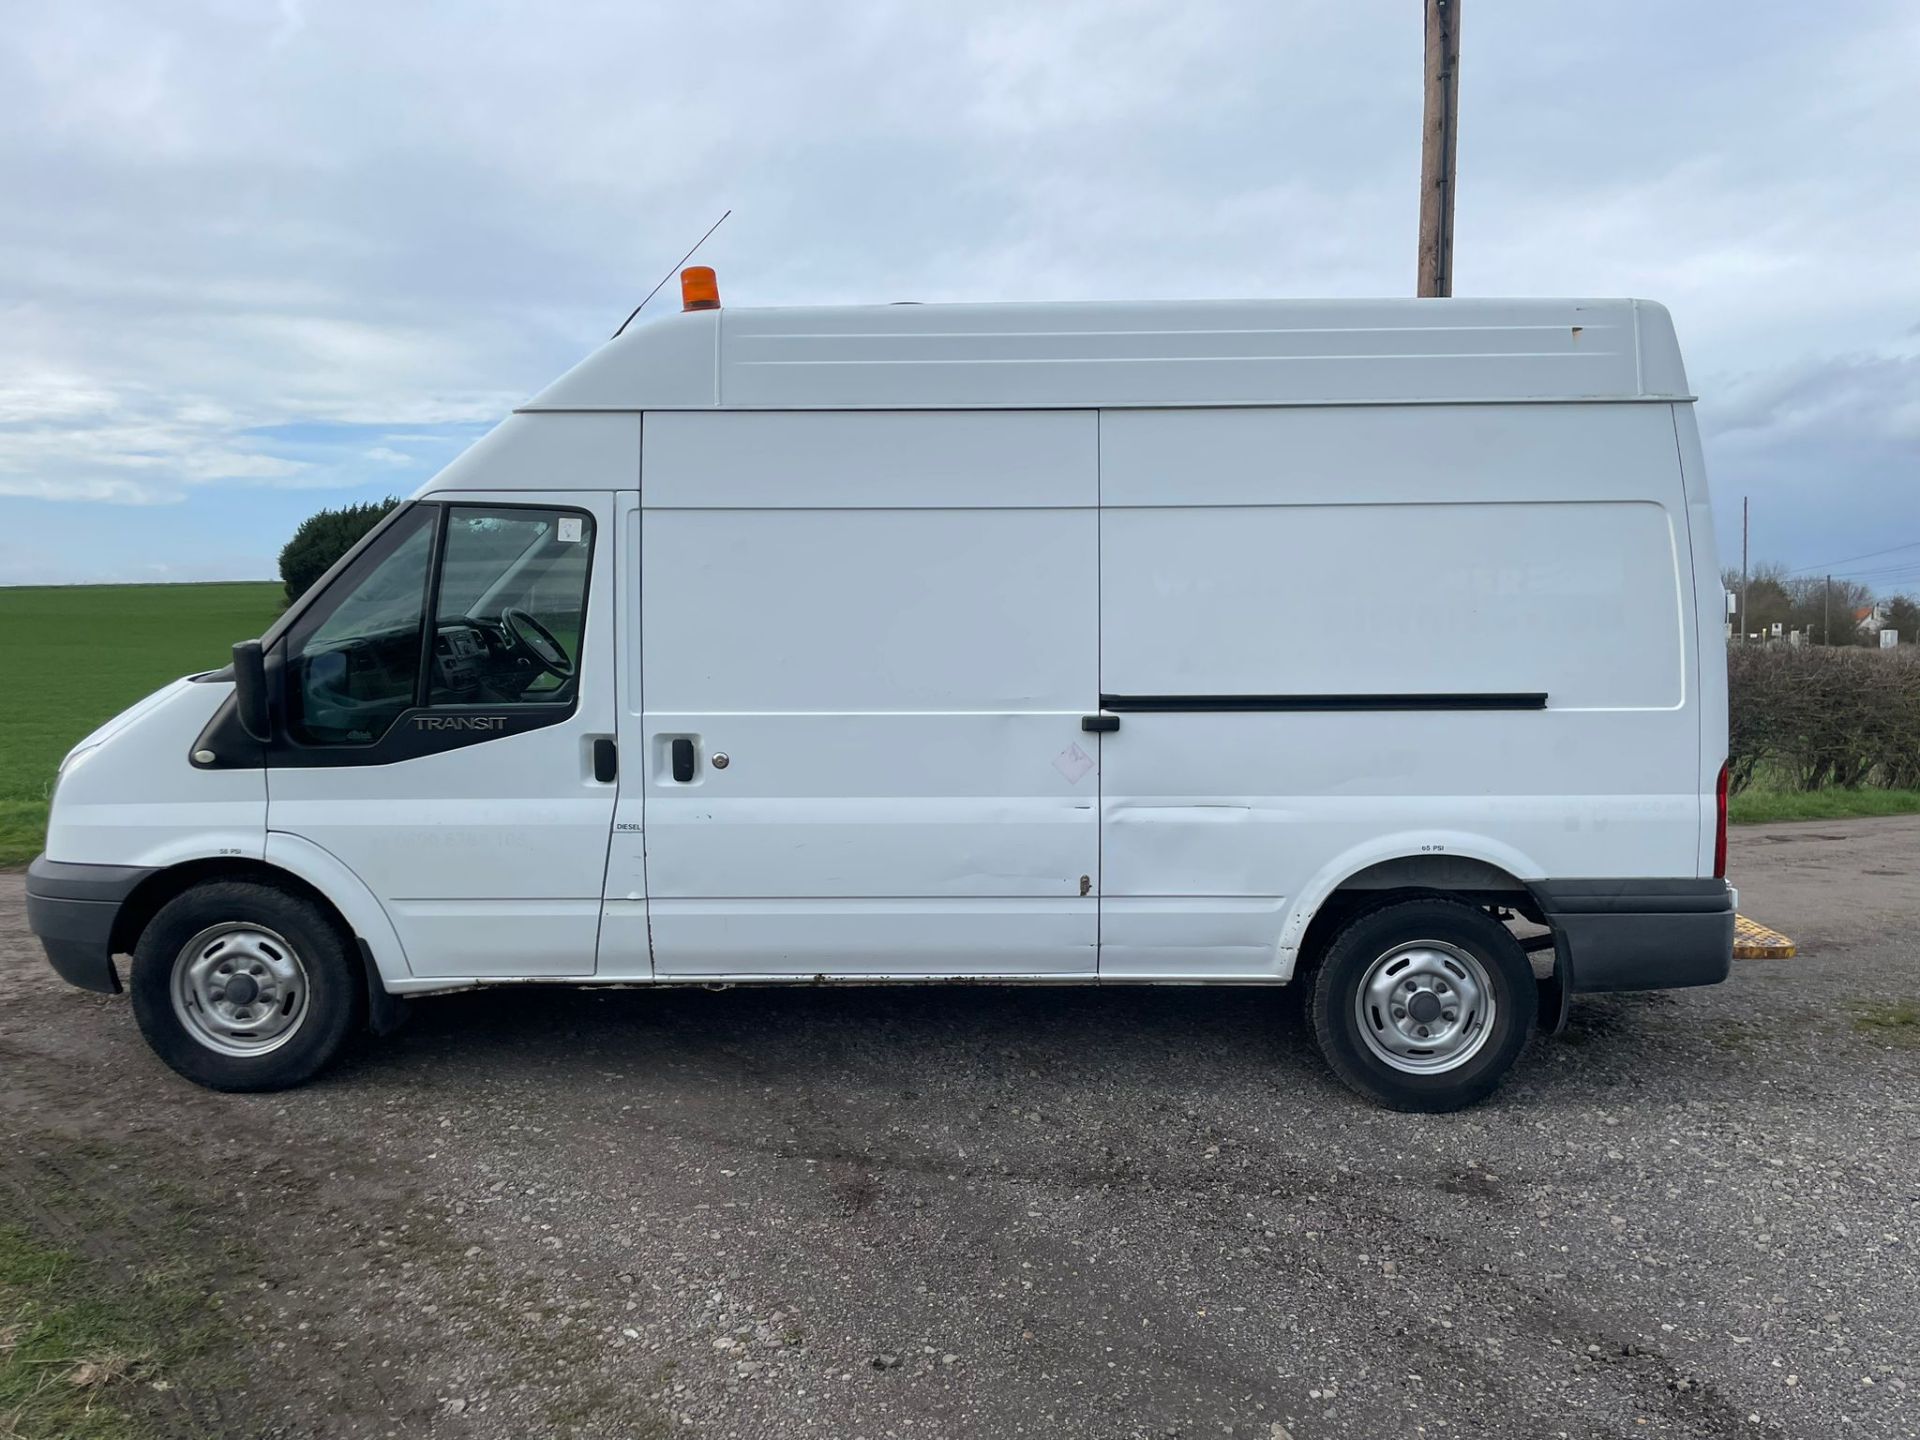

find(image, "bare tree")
[1787,575,1874,646]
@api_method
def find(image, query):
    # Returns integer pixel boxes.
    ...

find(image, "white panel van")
[26,282,1734,1111]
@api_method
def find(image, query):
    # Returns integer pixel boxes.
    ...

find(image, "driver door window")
[429,507,594,708]
[284,502,595,747]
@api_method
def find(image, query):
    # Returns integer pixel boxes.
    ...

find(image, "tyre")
[128,880,361,1092]
[1308,897,1536,1112]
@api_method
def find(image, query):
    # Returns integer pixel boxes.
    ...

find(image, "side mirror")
[232,639,272,742]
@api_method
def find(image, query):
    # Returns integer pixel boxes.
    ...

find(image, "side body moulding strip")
[1099,693,1548,713]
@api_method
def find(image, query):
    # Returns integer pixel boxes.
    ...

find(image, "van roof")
[520,297,1690,413]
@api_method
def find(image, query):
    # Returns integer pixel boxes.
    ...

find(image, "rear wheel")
[129,881,360,1092]
[1308,897,1535,1112]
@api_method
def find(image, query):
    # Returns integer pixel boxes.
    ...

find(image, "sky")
[2,0,1916,591]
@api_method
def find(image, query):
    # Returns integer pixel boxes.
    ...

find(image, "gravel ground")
[3,818,1919,1439]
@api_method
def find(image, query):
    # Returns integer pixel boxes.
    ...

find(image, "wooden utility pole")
[1417,0,1462,297]
[1740,496,1749,643]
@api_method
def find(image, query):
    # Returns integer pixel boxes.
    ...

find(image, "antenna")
[612,209,732,338]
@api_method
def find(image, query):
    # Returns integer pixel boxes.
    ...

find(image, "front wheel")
[129,881,360,1092]
[1308,898,1536,1112]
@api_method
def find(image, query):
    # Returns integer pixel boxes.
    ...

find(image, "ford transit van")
[26,281,1734,1111]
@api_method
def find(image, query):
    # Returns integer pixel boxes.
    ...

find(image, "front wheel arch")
[114,858,333,955]
[110,858,394,1031]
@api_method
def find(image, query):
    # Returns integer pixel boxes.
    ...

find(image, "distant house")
[1855,604,1888,635]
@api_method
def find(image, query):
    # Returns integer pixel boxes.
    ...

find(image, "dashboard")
[435,624,489,692]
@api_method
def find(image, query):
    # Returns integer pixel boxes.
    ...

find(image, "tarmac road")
[3,817,1918,1438]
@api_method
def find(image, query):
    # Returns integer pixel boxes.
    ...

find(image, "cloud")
[0,376,312,503]
[2,0,1919,582]
[1709,350,1920,447]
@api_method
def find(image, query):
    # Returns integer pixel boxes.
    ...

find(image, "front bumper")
[1532,878,1735,994]
[24,857,157,995]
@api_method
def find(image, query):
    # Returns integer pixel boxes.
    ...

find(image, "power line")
[1832,571,1920,590]
[1837,565,1920,581]
[1784,537,1920,576]
[1749,560,1920,586]
[1814,558,1920,583]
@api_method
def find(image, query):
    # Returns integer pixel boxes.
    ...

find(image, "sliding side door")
[636,410,1101,978]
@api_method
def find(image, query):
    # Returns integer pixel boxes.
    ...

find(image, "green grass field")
[0,582,280,867]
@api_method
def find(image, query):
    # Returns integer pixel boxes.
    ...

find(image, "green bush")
[278,497,400,608]
[1728,643,1920,793]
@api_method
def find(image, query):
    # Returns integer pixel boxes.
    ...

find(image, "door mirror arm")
[232,639,274,742]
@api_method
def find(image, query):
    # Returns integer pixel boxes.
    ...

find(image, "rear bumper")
[24,857,156,995]
[1532,878,1735,994]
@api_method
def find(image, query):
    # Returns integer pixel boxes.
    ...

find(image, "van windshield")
[306,517,434,650]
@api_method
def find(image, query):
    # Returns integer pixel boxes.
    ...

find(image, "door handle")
[1081,714,1119,733]
[670,736,696,783]
[592,737,618,783]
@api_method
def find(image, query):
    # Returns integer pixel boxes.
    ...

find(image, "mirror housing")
[232,639,272,742]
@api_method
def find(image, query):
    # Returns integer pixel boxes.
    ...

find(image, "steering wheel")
[499,607,575,680]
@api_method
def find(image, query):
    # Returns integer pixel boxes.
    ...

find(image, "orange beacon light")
[680,266,720,311]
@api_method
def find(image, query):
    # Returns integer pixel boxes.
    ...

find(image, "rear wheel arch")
[1290,854,1540,983]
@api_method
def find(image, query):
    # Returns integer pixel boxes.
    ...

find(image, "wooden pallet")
[1734,914,1797,960]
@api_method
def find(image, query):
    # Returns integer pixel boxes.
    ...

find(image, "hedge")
[1727,643,1920,794]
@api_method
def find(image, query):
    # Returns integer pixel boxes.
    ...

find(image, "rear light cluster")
[1713,760,1730,879]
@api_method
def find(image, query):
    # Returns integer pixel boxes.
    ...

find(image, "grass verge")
[1728,787,1920,825]
[0,1223,231,1440]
